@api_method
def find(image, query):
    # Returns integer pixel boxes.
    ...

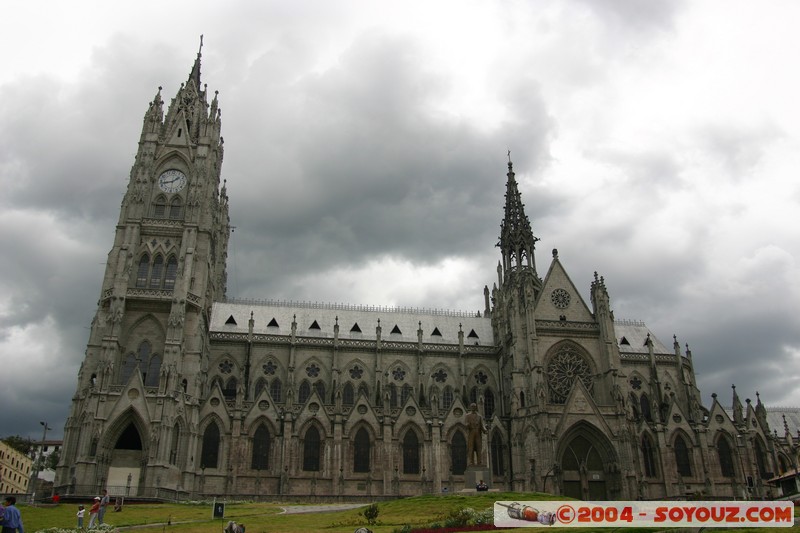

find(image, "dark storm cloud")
[223,32,554,300]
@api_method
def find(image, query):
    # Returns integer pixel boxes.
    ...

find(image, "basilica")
[56,48,798,501]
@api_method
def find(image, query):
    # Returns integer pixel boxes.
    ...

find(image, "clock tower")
[56,41,231,495]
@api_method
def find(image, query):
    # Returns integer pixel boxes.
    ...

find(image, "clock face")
[158,169,187,193]
[551,288,571,309]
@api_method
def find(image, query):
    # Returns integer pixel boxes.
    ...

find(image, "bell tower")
[57,40,230,494]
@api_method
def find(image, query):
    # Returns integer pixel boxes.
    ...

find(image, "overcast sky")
[1,0,799,440]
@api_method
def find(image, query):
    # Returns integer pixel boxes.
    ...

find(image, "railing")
[223,297,481,318]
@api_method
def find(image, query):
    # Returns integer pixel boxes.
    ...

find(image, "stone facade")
[56,49,795,500]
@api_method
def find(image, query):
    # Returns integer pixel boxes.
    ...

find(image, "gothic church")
[56,48,790,501]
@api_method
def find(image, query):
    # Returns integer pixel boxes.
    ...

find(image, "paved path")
[280,503,368,515]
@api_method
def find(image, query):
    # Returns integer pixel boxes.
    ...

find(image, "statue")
[465,402,486,466]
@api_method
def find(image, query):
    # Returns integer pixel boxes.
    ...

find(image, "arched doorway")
[558,425,617,500]
[107,422,145,495]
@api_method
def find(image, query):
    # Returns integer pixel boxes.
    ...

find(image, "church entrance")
[558,428,615,501]
[107,422,144,495]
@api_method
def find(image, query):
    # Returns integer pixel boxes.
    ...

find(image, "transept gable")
[294,388,332,429]
[554,378,615,439]
[343,396,381,436]
[199,380,232,424]
[442,395,469,426]
[707,394,737,432]
[393,393,426,433]
[663,400,692,433]
[242,387,282,427]
[538,253,594,322]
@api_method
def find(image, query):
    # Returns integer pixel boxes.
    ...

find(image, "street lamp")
[29,421,52,501]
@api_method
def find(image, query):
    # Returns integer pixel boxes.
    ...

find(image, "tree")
[2,435,34,456]
[44,449,61,470]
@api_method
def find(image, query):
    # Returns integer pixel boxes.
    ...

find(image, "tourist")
[77,505,85,529]
[52,493,60,505]
[1,496,24,533]
[476,479,488,491]
[87,497,100,528]
[98,490,109,524]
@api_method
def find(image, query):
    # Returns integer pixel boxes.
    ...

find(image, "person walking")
[98,490,109,525]
[87,497,100,528]
[1,496,24,533]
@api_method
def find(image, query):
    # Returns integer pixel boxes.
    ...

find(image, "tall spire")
[498,154,539,277]
[188,35,203,89]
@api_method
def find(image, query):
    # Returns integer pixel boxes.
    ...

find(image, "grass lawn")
[19,494,798,533]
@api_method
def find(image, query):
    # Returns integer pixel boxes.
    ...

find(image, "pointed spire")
[188,35,203,89]
[498,155,539,276]
[732,384,744,426]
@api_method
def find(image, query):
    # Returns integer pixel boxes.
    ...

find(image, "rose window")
[262,361,277,375]
[433,369,448,383]
[629,376,642,390]
[475,371,488,385]
[219,360,233,374]
[349,365,363,379]
[547,346,593,404]
[393,367,406,381]
[306,363,320,378]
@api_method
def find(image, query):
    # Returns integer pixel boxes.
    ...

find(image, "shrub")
[363,503,380,525]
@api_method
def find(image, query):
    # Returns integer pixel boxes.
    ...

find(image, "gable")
[538,255,594,322]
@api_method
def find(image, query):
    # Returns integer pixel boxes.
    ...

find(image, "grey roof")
[211,300,493,346]
[615,319,673,355]
[766,407,800,437]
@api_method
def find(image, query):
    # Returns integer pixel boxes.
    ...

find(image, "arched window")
[223,377,237,400]
[298,381,311,403]
[270,379,282,402]
[169,423,180,465]
[402,431,420,474]
[485,389,496,419]
[251,424,270,471]
[469,386,478,405]
[153,196,166,218]
[353,427,370,473]
[642,434,657,478]
[343,382,355,406]
[718,437,736,478]
[201,422,220,469]
[520,391,525,407]
[169,197,183,220]
[754,439,769,479]
[451,431,467,475]
[491,432,504,475]
[149,255,164,289]
[389,383,398,408]
[314,381,326,402]
[401,384,413,406]
[442,386,454,412]
[136,255,149,288]
[144,354,161,387]
[163,256,178,291]
[303,426,321,472]
[254,378,267,399]
[674,434,692,477]
[640,393,652,422]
